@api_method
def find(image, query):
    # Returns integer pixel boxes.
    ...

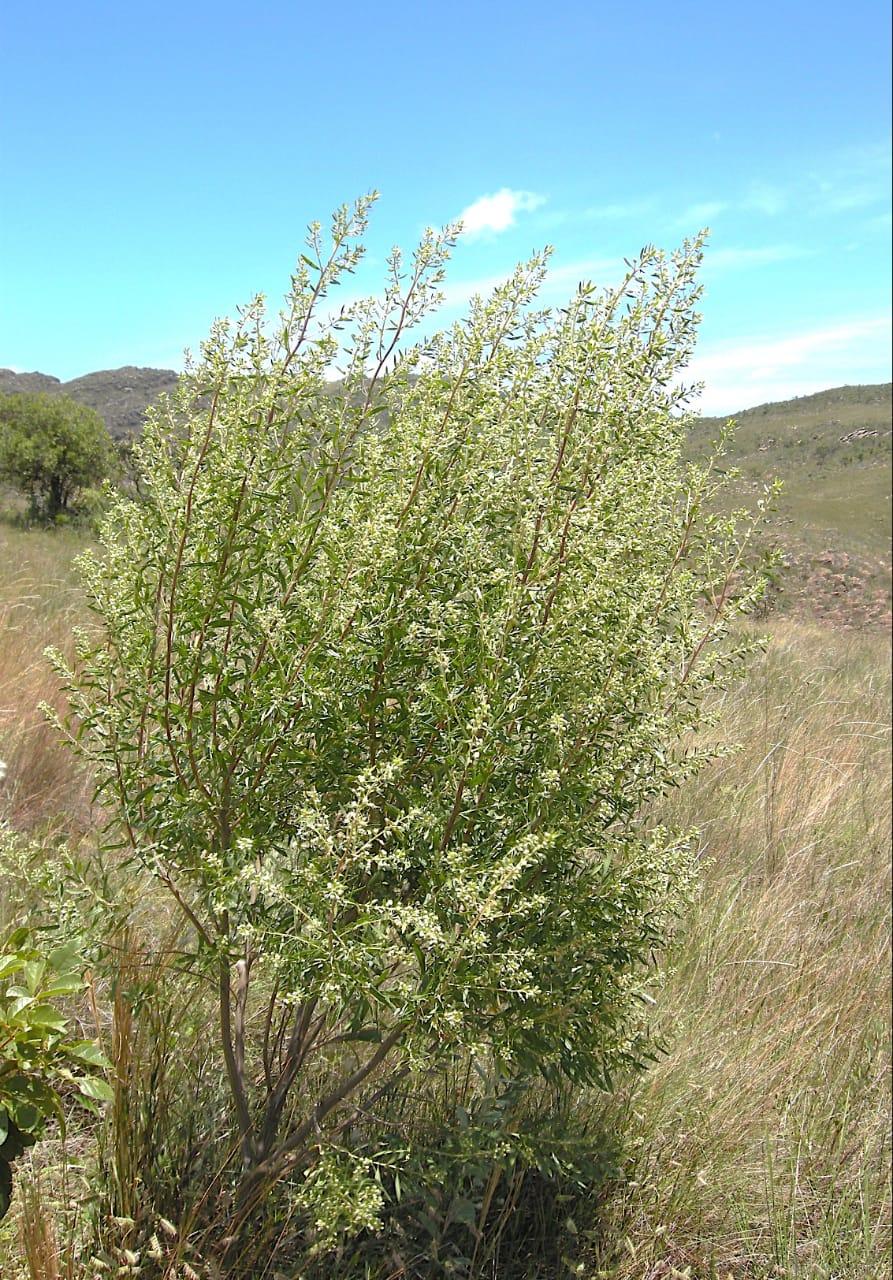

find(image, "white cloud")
[705,244,810,271]
[691,317,890,377]
[457,188,546,237]
[744,182,789,216]
[676,200,727,228]
[688,314,892,413]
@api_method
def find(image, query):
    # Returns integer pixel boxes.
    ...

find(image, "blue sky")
[1,0,890,411]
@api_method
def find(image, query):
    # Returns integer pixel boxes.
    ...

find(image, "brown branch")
[218,945,255,1166]
[253,1023,404,1185]
[258,996,323,1157]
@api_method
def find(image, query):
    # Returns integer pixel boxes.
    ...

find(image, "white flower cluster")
[297,1150,385,1249]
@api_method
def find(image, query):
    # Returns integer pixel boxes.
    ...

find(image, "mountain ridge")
[2,365,890,439]
[0,366,179,438]
[1,367,890,626]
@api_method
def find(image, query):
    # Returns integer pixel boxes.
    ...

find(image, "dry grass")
[18,1179,62,1280]
[0,522,94,831]
[602,620,892,1278]
[0,521,889,1278]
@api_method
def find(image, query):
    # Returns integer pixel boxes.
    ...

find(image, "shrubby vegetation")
[29,194,772,1270]
[2,589,889,1275]
[0,923,110,1222]
[0,392,115,523]
[6,197,882,1279]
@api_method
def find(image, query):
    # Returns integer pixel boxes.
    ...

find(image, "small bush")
[51,195,766,1262]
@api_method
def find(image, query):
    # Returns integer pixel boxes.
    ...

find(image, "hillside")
[692,383,891,550]
[0,365,178,438]
[689,383,892,628]
[1,368,890,625]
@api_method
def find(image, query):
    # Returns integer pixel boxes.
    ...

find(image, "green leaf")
[22,961,46,995]
[343,1028,383,1044]
[66,1041,112,1069]
[47,944,83,974]
[23,1004,69,1033]
[450,1196,479,1229]
[75,1076,115,1104]
[8,1101,41,1135]
[39,976,85,999]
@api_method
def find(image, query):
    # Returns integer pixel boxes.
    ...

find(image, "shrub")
[50,195,766,1253]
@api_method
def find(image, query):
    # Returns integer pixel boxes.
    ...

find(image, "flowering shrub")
[50,195,766,1242]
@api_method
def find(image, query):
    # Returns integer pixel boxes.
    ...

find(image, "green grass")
[692,383,892,545]
[690,383,892,627]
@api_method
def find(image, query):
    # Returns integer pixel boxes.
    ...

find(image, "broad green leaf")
[22,961,46,995]
[40,976,85,999]
[75,1076,115,1103]
[22,1004,69,1033]
[66,1041,112,1069]
[47,944,83,974]
[8,1101,41,1135]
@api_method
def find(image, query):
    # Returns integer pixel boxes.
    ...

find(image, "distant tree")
[0,392,115,521]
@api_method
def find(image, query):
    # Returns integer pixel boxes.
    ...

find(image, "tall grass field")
[0,517,890,1278]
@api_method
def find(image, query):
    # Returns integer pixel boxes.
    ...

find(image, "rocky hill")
[0,366,179,439]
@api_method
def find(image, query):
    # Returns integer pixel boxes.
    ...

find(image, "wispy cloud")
[691,316,890,377]
[534,197,655,232]
[743,142,891,222]
[705,244,811,271]
[582,197,655,221]
[438,270,517,309]
[744,182,789,216]
[456,188,546,237]
[543,257,619,294]
[688,314,892,413]
[817,183,888,213]
[676,200,727,229]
